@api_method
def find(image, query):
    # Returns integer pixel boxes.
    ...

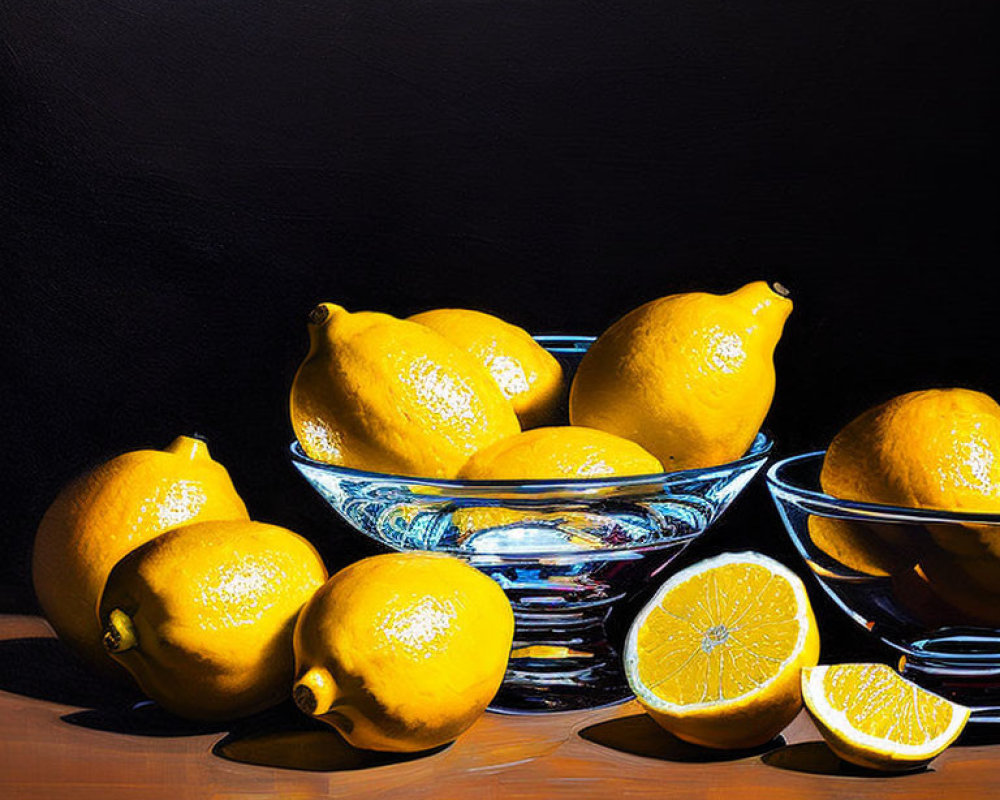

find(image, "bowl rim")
[766,451,1000,525]
[290,431,774,493]
[529,333,597,351]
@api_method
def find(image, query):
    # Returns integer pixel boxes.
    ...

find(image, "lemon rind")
[623,550,813,715]
[801,664,970,762]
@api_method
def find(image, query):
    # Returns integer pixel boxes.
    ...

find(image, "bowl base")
[898,629,1000,724]
[489,684,633,714]
[487,609,635,714]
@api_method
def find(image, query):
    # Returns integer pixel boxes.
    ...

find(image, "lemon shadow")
[62,700,232,737]
[762,741,930,777]
[578,713,783,762]
[0,637,142,709]
[213,707,450,771]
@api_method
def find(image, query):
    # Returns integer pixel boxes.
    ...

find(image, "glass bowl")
[767,451,1000,724]
[290,335,773,713]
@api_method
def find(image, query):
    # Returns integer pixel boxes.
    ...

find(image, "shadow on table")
[1,634,443,764]
[213,704,450,771]
[578,713,783,763]
[762,741,929,777]
[0,636,141,709]
[63,700,232,737]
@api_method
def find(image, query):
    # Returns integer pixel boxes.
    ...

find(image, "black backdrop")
[2,1,997,663]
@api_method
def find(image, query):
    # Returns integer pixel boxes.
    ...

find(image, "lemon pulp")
[636,561,803,706]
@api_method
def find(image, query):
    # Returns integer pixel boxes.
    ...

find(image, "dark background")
[2,1,997,664]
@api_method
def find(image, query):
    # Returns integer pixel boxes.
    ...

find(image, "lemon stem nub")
[293,667,335,716]
[308,304,331,326]
[164,435,210,461]
[772,282,791,298]
[102,609,138,654]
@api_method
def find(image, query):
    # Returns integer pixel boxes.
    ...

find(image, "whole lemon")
[32,436,248,674]
[290,303,521,478]
[292,552,514,752]
[570,281,792,470]
[821,388,1000,611]
[99,520,328,721]
[821,388,1000,514]
[408,308,564,429]
[457,425,663,480]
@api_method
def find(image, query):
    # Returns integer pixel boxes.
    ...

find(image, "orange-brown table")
[1,614,997,799]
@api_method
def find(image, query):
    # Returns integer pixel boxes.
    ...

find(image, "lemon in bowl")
[408,307,564,429]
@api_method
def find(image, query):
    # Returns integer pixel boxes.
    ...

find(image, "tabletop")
[1,614,997,799]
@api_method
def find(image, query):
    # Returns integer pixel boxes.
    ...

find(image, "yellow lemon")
[821,388,1000,516]
[821,389,1000,611]
[802,664,969,772]
[99,520,327,721]
[452,427,660,542]
[623,551,819,749]
[32,436,248,674]
[570,281,792,470]
[408,308,564,429]
[290,303,520,478]
[806,517,918,578]
[292,552,514,752]
[457,425,663,480]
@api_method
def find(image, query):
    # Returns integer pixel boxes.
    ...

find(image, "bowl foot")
[898,629,1000,724]
[488,610,634,714]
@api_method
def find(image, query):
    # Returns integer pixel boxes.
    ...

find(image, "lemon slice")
[623,551,820,749]
[801,663,970,771]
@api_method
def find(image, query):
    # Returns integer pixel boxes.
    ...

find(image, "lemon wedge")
[623,551,819,749]
[801,663,969,771]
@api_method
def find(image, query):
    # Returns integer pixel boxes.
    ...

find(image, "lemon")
[802,663,969,771]
[32,436,248,674]
[453,427,661,541]
[292,552,514,753]
[806,517,916,578]
[821,388,1000,517]
[570,281,792,470]
[408,308,564,429]
[623,551,819,749]
[99,520,327,721]
[822,389,1000,621]
[457,425,663,480]
[290,303,520,479]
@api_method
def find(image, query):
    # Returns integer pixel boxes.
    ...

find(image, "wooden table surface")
[1,614,997,799]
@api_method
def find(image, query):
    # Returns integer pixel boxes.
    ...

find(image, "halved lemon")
[801,663,970,771]
[623,551,819,749]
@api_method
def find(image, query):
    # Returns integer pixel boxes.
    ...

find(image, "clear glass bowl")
[767,452,1000,724]
[291,335,773,713]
